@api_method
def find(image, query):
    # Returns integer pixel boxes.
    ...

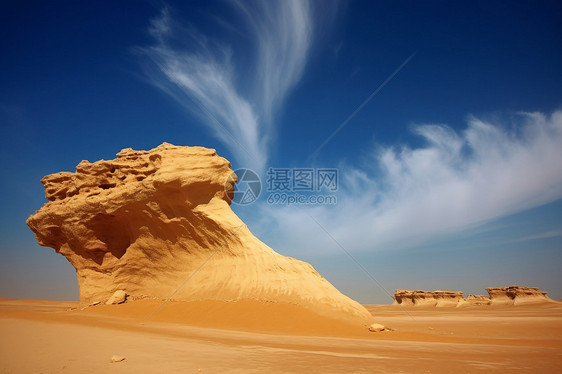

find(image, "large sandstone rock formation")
[486,285,553,305]
[393,289,465,307]
[26,143,374,327]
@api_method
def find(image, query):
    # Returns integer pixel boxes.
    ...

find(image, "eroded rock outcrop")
[433,290,466,307]
[26,143,374,327]
[393,286,553,307]
[486,285,553,305]
[393,289,465,307]
[465,294,491,305]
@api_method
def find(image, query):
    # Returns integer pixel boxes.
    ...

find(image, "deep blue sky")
[1,1,561,303]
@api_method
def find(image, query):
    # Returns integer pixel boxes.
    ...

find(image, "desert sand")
[1,298,561,373]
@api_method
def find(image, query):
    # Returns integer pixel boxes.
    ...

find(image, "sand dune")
[1,298,561,373]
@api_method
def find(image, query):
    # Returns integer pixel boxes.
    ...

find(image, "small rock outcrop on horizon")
[486,285,553,305]
[26,143,374,327]
[393,289,465,307]
[393,285,553,306]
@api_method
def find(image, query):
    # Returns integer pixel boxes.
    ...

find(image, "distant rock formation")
[393,289,465,307]
[486,285,553,305]
[27,143,374,327]
[393,285,553,306]
[393,290,434,306]
[465,294,490,305]
[433,290,466,307]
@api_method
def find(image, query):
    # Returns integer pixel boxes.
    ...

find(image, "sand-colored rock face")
[393,290,435,306]
[26,143,373,327]
[393,289,465,307]
[433,290,465,307]
[465,294,491,305]
[486,285,553,305]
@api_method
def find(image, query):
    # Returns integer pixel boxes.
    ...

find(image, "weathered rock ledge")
[393,289,464,307]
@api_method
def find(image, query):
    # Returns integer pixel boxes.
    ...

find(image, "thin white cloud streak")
[258,110,562,257]
[511,229,562,243]
[140,2,314,173]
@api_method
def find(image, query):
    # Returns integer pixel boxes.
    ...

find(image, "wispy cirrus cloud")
[140,1,315,173]
[511,229,562,243]
[258,110,562,256]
